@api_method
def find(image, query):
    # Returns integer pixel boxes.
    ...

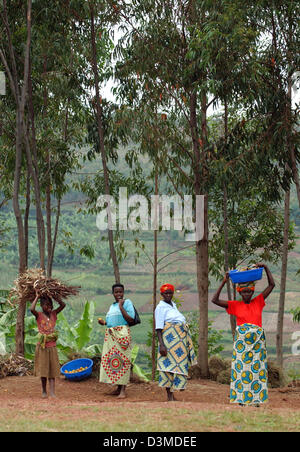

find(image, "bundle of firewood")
[9,268,80,304]
[0,354,33,378]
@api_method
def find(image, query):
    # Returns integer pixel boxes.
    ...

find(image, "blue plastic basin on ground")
[229,267,263,284]
[60,358,93,381]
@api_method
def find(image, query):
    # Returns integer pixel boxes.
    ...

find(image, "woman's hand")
[256,262,266,268]
[118,298,125,308]
[98,317,106,326]
[159,344,167,356]
[223,272,229,283]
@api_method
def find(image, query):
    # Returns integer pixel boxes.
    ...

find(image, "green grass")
[0,404,299,432]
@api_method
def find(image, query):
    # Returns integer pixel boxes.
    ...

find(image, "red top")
[36,311,57,347]
[226,293,265,327]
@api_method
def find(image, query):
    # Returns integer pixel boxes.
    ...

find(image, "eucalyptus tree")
[0,0,33,354]
[27,0,86,276]
[0,0,87,354]
[60,0,132,283]
[0,0,32,276]
[253,0,300,367]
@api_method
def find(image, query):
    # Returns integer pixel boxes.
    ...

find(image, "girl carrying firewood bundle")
[30,290,65,398]
[10,268,80,398]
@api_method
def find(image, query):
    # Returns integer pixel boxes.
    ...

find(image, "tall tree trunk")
[151,169,158,381]
[89,3,120,283]
[48,198,61,277]
[276,189,290,368]
[46,150,52,276]
[195,197,209,377]
[47,101,68,276]
[223,99,236,339]
[290,148,300,207]
[190,90,209,377]
[14,111,28,356]
[14,111,27,274]
[12,0,32,355]
[27,60,46,270]
[24,166,31,267]
[276,67,294,367]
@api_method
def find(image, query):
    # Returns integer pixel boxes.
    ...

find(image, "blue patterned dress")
[156,322,197,392]
[230,323,268,405]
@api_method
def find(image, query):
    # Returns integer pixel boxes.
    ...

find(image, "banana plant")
[0,306,39,358]
[56,300,102,361]
[131,344,150,382]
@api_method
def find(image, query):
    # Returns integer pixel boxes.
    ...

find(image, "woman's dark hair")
[40,294,53,307]
[112,283,124,293]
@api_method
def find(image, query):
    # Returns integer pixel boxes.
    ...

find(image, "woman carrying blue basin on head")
[211,263,275,407]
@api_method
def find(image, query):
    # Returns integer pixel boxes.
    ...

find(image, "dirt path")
[1,375,300,411]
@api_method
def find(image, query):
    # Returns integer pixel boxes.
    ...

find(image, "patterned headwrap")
[160,283,175,293]
[236,281,256,293]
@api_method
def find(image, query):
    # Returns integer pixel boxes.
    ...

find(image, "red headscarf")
[160,283,175,293]
[236,281,256,293]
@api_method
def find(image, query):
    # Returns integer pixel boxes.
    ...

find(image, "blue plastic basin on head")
[60,358,93,381]
[229,268,263,284]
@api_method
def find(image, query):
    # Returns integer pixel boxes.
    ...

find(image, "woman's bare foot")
[110,389,121,396]
[117,385,126,399]
[117,392,126,399]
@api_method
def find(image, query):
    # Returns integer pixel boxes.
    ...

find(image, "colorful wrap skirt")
[100,325,132,385]
[230,323,268,405]
[157,322,197,392]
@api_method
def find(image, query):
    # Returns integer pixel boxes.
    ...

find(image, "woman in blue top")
[98,284,135,399]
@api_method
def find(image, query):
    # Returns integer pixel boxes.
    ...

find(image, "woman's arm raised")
[211,273,230,309]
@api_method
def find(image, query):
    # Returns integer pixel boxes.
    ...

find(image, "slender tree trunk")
[223,184,236,338]
[290,148,300,207]
[223,99,236,339]
[14,111,27,274]
[276,68,294,367]
[190,90,209,377]
[195,197,209,377]
[48,198,61,277]
[89,3,120,283]
[24,166,31,267]
[27,60,46,271]
[13,0,32,355]
[276,189,290,368]
[47,100,68,276]
[152,170,158,381]
[46,151,52,276]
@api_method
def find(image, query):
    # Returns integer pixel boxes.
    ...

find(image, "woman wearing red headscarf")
[211,263,275,406]
[155,283,197,401]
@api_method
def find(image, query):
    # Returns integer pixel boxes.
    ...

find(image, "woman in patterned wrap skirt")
[155,283,197,402]
[98,283,135,399]
[211,263,275,406]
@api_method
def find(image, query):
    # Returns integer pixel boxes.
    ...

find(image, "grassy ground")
[1,376,300,433]
[1,404,300,432]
